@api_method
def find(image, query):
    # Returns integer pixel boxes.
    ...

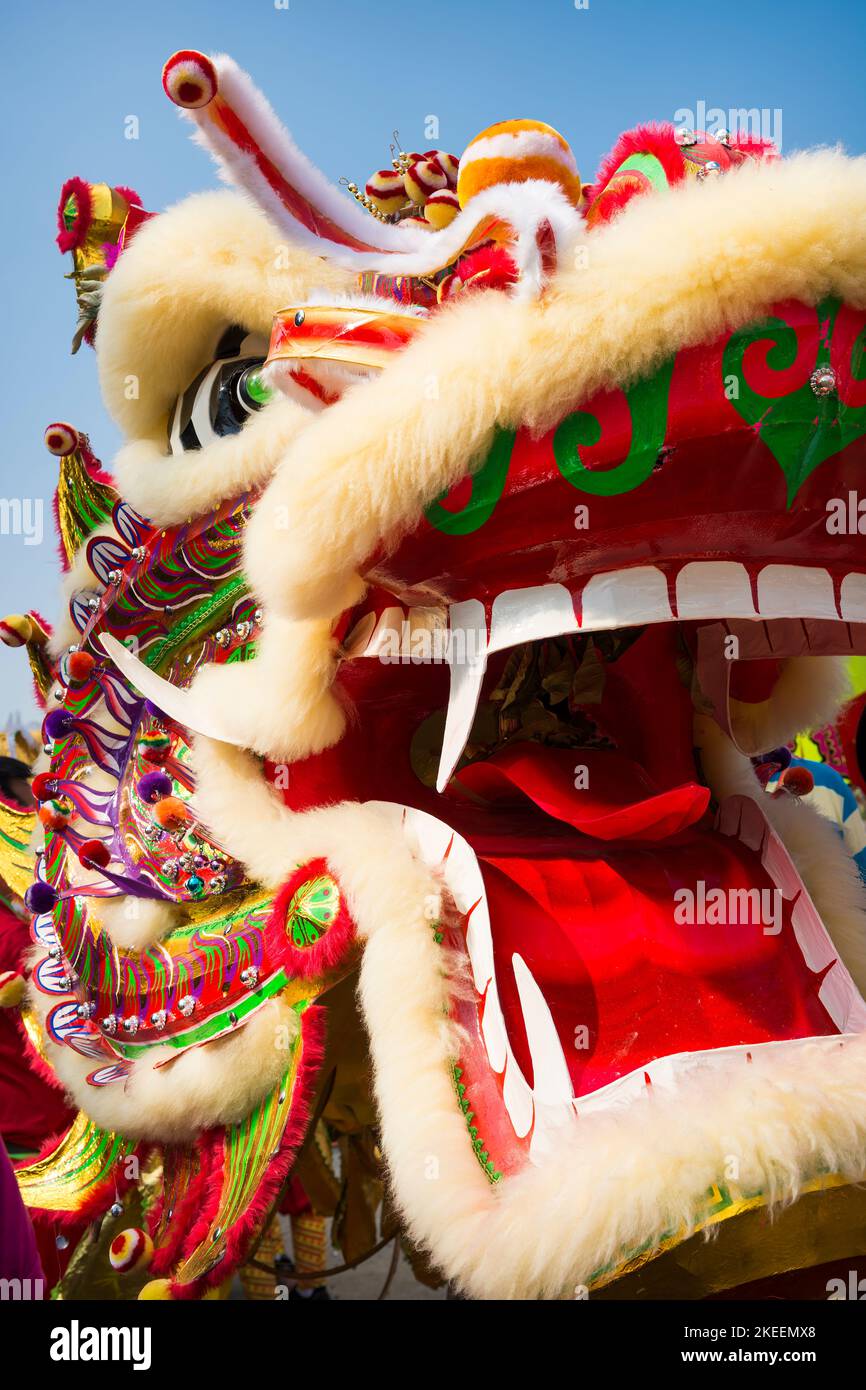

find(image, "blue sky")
[1,0,865,725]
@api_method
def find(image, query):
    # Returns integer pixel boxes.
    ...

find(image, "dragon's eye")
[167,326,271,456]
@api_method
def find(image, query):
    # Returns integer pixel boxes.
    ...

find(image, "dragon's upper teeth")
[436,599,488,793]
[488,583,574,654]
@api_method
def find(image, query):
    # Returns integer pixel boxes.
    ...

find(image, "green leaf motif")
[552,357,674,496]
[723,297,866,507]
[286,875,340,950]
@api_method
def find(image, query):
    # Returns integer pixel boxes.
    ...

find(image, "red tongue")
[455,745,710,842]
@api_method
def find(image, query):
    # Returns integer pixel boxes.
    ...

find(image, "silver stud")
[122,1015,140,1035]
[810,366,837,397]
[102,1014,118,1035]
[240,966,259,988]
[77,1001,96,1020]
[697,160,722,180]
[56,1234,69,1250]
[178,994,195,1017]
[675,127,696,146]
[151,1010,167,1031]
[209,874,228,895]
[107,569,123,585]
[110,1201,123,1217]
[253,608,263,625]
[214,627,232,648]
[715,128,731,146]
[163,859,180,882]
[132,546,146,562]
[86,596,100,611]
[235,621,252,642]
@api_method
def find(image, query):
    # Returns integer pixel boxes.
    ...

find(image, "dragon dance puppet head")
[7,46,866,1298]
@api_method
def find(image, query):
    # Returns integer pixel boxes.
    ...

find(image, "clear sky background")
[1,0,865,726]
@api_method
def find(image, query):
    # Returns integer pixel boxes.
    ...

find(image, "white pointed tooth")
[464,887,494,995]
[99,635,243,744]
[512,952,574,1110]
[487,584,576,655]
[480,977,508,1074]
[840,573,866,624]
[436,599,487,793]
[502,1051,534,1139]
[581,566,671,631]
[509,952,576,1161]
[756,565,835,620]
[676,562,756,619]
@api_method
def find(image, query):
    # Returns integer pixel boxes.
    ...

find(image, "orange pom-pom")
[153,796,188,829]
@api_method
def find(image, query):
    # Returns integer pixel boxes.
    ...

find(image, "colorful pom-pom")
[140,729,171,763]
[457,118,581,210]
[39,798,73,832]
[365,169,406,216]
[424,188,460,229]
[779,766,815,798]
[44,422,79,457]
[65,650,96,685]
[25,881,58,915]
[162,50,218,109]
[432,151,460,186]
[79,839,111,870]
[43,708,74,743]
[404,157,448,207]
[31,772,56,803]
[109,1227,153,1274]
[153,796,187,830]
[0,614,33,648]
[138,771,173,804]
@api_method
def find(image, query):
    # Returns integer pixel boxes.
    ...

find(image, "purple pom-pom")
[43,708,75,742]
[138,770,173,804]
[25,881,58,914]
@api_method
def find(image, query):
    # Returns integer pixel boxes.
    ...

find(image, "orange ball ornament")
[456,119,581,210]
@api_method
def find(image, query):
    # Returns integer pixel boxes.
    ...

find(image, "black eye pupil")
[294,310,305,327]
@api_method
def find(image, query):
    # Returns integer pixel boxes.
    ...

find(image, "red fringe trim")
[266,859,356,979]
[56,177,93,254]
[591,122,687,200]
[168,1005,327,1299]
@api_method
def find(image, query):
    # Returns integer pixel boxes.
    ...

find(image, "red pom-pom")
[780,766,814,798]
[79,839,111,869]
[31,772,55,803]
[67,650,96,685]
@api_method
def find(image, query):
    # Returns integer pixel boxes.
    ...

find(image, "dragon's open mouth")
[307,564,866,1177]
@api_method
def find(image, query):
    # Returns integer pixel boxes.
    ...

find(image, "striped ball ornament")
[457,118,581,209]
[109,1227,153,1274]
